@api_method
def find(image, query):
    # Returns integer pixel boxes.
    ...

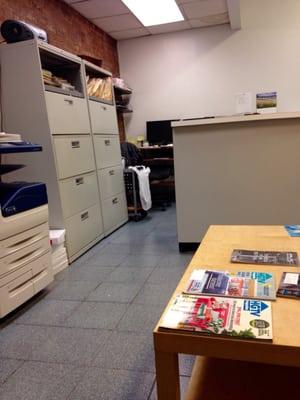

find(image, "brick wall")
[0,0,125,140]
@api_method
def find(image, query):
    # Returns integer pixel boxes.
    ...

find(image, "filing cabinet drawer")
[65,204,103,257]
[45,91,90,134]
[102,192,128,233]
[53,136,95,179]
[89,100,118,135]
[0,237,50,278]
[93,135,121,169]
[98,165,124,200]
[59,171,99,218]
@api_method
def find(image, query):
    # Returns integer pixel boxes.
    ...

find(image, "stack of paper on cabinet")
[50,230,68,275]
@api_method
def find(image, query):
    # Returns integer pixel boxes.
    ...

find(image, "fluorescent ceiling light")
[121,0,184,27]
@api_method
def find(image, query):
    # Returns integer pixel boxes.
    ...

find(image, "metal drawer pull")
[102,106,107,111]
[105,140,111,146]
[75,177,84,185]
[109,170,115,176]
[64,98,74,105]
[81,211,89,221]
[112,197,118,204]
[71,141,80,148]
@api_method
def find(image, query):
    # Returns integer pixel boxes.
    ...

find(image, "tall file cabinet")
[83,61,128,235]
[0,40,104,262]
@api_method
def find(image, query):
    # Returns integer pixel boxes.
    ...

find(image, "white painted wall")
[118,0,300,138]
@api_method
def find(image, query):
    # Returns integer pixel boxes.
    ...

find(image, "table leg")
[155,350,180,400]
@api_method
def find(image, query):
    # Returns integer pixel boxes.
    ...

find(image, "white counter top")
[172,111,300,128]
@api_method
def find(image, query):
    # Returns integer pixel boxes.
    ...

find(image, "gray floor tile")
[55,265,113,282]
[117,303,163,332]
[0,324,51,360]
[179,354,196,377]
[119,254,160,268]
[0,359,23,384]
[31,326,109,365]
[64,302,127,329]
[45,280,99,301]
[105,266,154,283]
[14,299,81,326]
[133,282,177,306]
[150,376,190,400]
[157,253,194,268]
[0,361,87,400]
[87,281,144,303]
[84,252,127,267]
[92,331,155,372]
[69,368,155,400]
[148,266,187,284]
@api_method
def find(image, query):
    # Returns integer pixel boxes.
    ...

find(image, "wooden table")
[153,226,300,400]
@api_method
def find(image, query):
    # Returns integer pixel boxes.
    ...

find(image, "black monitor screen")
[146,120,173,146]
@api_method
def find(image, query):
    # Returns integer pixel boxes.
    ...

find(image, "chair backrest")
[121,142,143,167]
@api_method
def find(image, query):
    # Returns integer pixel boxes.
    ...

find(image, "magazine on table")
[231,249,299,266]
[277,272,300,299]
[185,269,276,300]
[159,293,273,341]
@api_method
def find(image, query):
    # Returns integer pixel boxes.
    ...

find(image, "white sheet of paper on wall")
[235,92,252,114]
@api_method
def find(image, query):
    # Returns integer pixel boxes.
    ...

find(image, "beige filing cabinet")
[83,61,128,235]
[0,40,104,262]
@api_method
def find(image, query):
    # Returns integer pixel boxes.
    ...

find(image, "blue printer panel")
[0,182,48,217]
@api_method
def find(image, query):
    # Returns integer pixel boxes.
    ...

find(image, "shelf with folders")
[84,61,114,105]
[113,77,133,114]
[39,46,84,98]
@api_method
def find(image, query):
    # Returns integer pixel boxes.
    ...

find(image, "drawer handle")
[112,197,118,205]
[71,141,80,148]
[64,98,74,105]
[75,177,84,185]
[81,211,89,221]
[109,170,115,176]
[102,106,107,111]
[105,140,111,146]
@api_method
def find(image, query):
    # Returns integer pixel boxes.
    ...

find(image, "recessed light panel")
[121,0,184,27]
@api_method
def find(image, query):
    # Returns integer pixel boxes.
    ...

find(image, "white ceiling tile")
[110,27,150,40]
[93,13,143,32]
[190,12,229,27]
[182,0,227,19]
[72,0,129,19]
[147,21,191,35]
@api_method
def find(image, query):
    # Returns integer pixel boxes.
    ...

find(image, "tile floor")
[0,205,195,400]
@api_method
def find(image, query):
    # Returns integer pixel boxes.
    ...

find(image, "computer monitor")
[146,120,173,146]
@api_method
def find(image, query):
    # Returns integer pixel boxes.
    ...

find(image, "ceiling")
[63,0,241,40]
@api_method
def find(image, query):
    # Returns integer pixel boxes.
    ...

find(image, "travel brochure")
[231,249,299,266]
[185,269,276,300]
[159,294,273,341]
[277,272,300,299]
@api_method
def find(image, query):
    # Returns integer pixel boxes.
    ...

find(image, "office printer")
[0,133,53,317]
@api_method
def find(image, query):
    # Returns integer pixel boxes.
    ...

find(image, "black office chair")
[121,142,172,211]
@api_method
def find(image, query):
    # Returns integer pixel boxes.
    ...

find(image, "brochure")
[185,269,276,300]
[231,249,299,266]
[159,293,273,341]
[277,272,300,299]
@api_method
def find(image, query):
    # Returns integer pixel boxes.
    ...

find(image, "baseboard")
[178,242,200,252]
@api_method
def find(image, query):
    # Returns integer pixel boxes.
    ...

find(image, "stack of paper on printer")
[0,132,21,142]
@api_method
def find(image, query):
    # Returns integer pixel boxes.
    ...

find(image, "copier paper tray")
[0,182,48,217]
